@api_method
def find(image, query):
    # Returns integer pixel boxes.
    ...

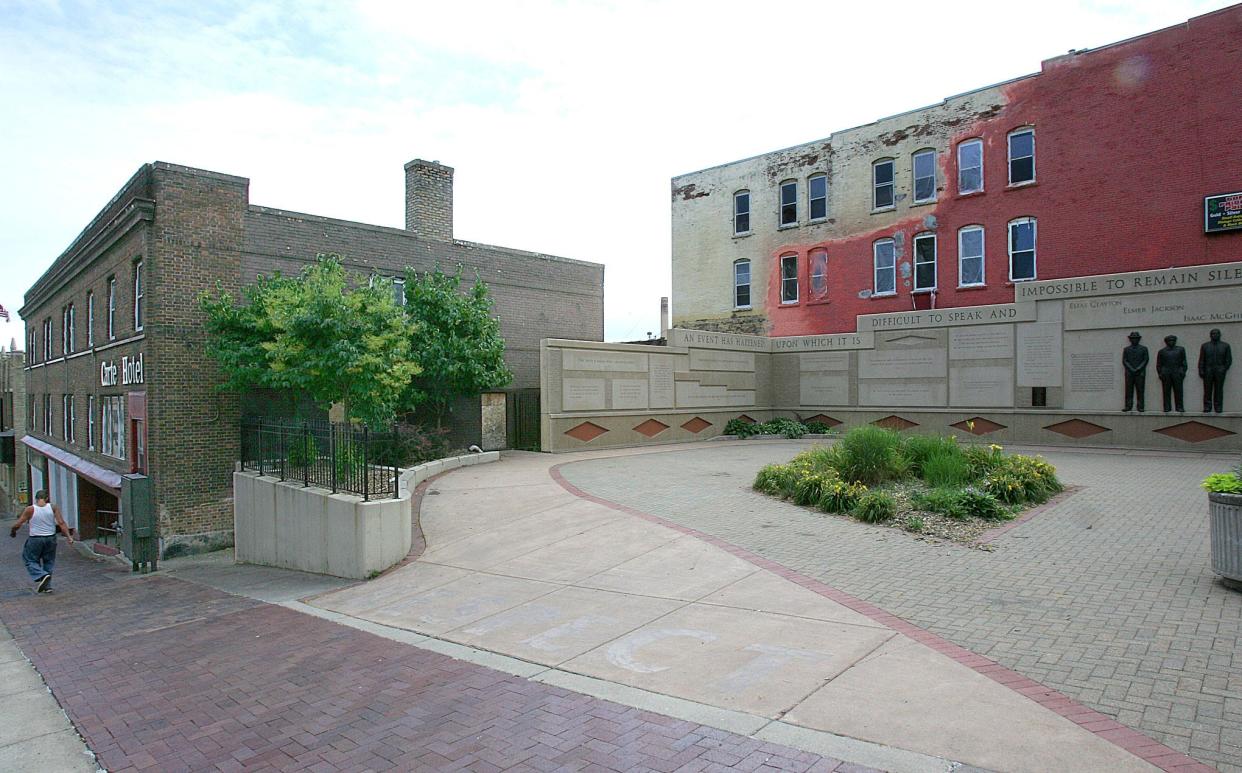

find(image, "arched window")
[733,259,751,309]
[733,190,751,234]
[1008,127,1035,185]
[873,239,896,295]
[957,139,983,194]
[958,225,985,287]
[809,248,828,300]
[1008,217,1037,281]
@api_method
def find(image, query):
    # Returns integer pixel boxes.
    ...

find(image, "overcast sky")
[0,0,1227,345]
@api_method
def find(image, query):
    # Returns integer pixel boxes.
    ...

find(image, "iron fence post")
[302,422,310,487]
[330,423,338,494]
[363,426,370,502]
[279,421,286,481]
[258,418,266,477]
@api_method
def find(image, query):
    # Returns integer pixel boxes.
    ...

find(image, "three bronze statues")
[1123,330,1231,413]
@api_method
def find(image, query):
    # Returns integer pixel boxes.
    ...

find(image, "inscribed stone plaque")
[1068,352,1115,393]
[1063,287,1242,330]
[859,380,947,406]
[611,379,649,410]
[800,351,851,372]
[950,365,1014,407]
[800,373,849,405]
[772,332,874,352]
[648,354,675,409]
[562,378,606,411]
[858,348,947,379]
[1016,260,1242,302]
[949,326,1013,360]
[1017,323,1063,386]
[669,328,770,352]
[676,382,728,407]
[690,349,755,372]
[858,303,1034,332]
[563,349,649,372]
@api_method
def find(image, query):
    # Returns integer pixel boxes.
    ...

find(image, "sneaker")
[37,587,53,594]
[35,575,50,593]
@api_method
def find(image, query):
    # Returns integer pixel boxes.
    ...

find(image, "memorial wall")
[541,261,1242,452]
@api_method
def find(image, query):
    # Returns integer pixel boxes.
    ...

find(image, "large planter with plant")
[1204,472,1242,589]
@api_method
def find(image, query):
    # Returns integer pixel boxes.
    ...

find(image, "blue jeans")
[22,535,57,582]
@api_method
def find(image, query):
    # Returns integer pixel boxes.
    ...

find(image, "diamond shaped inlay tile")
[1044,419,1110,439]
[564,422,609,442]
[873,415,918,431]
[951,417,1007,435]
[681,417,712,433]
[804,414,842,428]
[736,414,757,424]
[1154,421,1236,443]
[634,419,670,438]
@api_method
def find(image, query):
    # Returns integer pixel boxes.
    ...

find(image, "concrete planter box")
[1208,492,1242,590]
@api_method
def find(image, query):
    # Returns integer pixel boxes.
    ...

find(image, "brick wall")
[404,159,454,242]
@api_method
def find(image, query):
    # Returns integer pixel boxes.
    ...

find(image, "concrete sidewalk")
[309,446,1211,773]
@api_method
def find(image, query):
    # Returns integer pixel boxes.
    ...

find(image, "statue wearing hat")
[1122,331,1148,412]
[1156,334,1187,413]
[1198,329,1232,413]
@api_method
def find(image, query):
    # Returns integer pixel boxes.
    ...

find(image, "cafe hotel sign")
[100,353,145,387]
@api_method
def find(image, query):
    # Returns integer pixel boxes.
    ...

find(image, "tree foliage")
[401,266,512,422]
[200,254,421,426]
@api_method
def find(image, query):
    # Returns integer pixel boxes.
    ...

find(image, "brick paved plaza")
[560,441,1242,773]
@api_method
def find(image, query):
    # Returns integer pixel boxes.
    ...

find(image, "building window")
[913,233,936,291]
[86,292,95,348]
[958,139,983,194]
[27,329,35,360]
[42,318,52,361]
[733,190,750,235]
[873,239,896,295]
[27,394,34,428]
[62,304,74,354]
[101,395,126,460]
[1009,217,1037,281]
[62,394,74,443]
[912,150,936,203]
[1008,128,1035,185]
[133,260,144,331]
[780,254,799,303]
[88,395,96,450]
[873,159,894,210]
[107,276,117,340]
[808,248,828,301]
[43,395,51,435]
[808,174,827,221]
[392,277,406,307]
[779,180,797,226]
[958,226,985,287]
[733,259,751,309]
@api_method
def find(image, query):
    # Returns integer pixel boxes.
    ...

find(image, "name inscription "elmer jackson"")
[100,353,145,387]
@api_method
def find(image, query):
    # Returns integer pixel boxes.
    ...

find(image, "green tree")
[400,266,512,424]
[200,254,421,426]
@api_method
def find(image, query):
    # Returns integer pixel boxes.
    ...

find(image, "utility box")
[120,473,157,573]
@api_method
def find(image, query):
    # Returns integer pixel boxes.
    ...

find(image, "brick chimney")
[404,159,454,241]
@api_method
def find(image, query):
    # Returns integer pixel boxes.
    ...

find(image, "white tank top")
[29,503,57,537]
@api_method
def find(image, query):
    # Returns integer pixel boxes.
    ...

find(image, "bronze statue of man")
[1123,331,1148,412]
[1156,334,1187,413]
[1199,329,1232,413]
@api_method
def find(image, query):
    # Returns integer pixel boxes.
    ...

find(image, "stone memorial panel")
[949,326,1014,360]
[1017,322,1063,386]
[772,332,874,351]
[859,380,947,407]
[611,379,649,410]
[950,365,1014,407]
[859,348,948,379]
[1016,260,1242,302]
[858,303,1034,332]
[669,328,769,352]
[799,351,851,372]
[563,349,648,372]
[648,354,676,409]
[690,349,755,372]
[562,378,606,411]
[800,373,849,405]
[1068,352,1115,393]
[1064,287,1242,330]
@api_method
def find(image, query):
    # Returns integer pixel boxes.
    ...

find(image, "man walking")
[10,490,74,594]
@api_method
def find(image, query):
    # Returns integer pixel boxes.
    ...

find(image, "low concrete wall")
[234,473,412,580]
[397,450,500,496]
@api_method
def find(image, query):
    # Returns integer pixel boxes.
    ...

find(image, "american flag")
[0,304,9,322]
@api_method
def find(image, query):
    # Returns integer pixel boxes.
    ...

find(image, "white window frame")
[88,395,96,450]
[733,190,751,235]
[101,395,126,460]
[808,248,828,301]
[779,180,797,227]
[133,260,144,331]
[873,239,896,296]
[733,259,751,309]
[807,174,828,221]
[1008,128,1035,185]
[1008,217,1038,282]
[912,150,937,204]
[86,291,95,348]
[43,318,52,361]
[779,254,799,304]
[957,139,983,194]
[958,226,986,287]
[107,276,117,340]
[913,233,937,291]
[392,277,406,307]
[43,395,51,434]
[872,159,895,210]
[62,305,73,354]
[62,395,70,441]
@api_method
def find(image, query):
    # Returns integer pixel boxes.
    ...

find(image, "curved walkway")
[311,442,1235,772]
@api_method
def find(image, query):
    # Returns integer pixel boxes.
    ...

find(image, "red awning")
[21,435,123,493]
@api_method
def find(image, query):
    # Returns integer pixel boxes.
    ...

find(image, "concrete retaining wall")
[397,450,500,496]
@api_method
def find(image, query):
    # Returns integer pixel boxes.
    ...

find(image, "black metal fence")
[240,418,400,501]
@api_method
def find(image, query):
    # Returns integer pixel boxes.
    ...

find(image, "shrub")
[804,421,836,435]
[912,487,968,519]
[984,471,1027,504]
[792,471,839,506]
[753,464,787,494]
[369,424,452,467]
[955,487,1009,520]
[334,439,367,481]
[761,417,807,439]
[832,426,906,485]
[963,443,1005,478]
[906,516,925,532]
[818,479,868,513]
[921,447,972,488]
[726,418,761,438]
[902,434,959,475]
[286,433,319,468]
[852,491,897,523]
[1202,473,1242,494]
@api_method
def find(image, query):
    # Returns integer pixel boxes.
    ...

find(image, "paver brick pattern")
[561,442,1242,773]
[0,534,875,773]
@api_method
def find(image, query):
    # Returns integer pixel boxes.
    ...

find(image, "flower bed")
[752,426,1063,544]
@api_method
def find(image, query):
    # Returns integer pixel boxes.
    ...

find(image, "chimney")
[660,296,669,338]
[404,159,454,241]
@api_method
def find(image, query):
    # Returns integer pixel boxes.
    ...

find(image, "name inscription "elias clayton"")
[100,353,145,387]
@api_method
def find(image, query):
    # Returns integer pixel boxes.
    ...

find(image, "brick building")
[1,346,26,513]
[21,160,603,557]
[670,6,1242,336]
